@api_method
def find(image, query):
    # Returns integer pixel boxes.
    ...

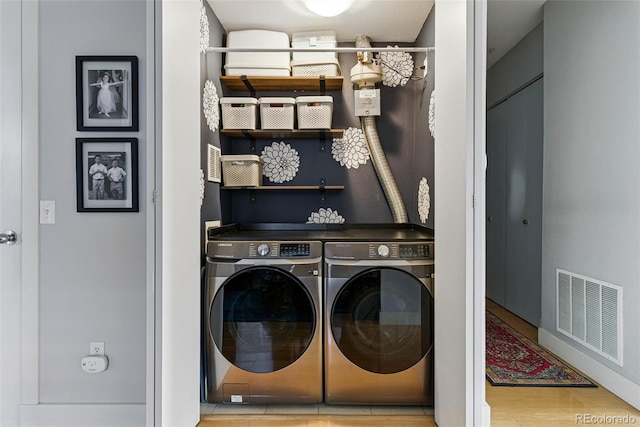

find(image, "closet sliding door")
[486,77,543,326]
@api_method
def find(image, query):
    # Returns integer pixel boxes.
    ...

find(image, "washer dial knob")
[377,244,390,258]
[257,243,270,256]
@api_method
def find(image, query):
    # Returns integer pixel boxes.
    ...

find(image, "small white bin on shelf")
[292,31,337,61]
[220,97,258,129]
[259,97,296,130]
[291,58,341,77]
[296,96,333,129]
[221,155,262,187]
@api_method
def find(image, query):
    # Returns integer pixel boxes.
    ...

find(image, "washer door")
[210,266,316,373]
[331,267,433,374]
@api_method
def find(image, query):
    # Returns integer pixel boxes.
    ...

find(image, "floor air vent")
[556,269,622,366]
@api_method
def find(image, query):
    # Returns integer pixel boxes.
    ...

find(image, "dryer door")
[210,266,316,373]
[331,267,434,374]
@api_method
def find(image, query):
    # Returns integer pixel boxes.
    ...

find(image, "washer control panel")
[325,241,434,261]
[207,240,321,259]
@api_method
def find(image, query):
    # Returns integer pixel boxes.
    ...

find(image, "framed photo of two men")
[76,138,139,212]
[76,55,138,131]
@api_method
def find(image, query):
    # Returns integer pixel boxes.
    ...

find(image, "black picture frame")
[76,138,139,212]
[76,55,139,131]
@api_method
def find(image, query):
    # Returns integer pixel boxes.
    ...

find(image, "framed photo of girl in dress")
[76,137,139,212]
[76,56,138,131]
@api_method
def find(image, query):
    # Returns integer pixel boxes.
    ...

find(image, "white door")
[0,1,24,425]
[1,2,38,425]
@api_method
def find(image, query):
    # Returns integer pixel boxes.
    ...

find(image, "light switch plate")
[40,200,55,224]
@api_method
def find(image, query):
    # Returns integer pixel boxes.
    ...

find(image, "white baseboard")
[539,328,640,410]
[483,401,491,426]
[20,404,145,427]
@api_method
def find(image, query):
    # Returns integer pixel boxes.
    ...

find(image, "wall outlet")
[89,341,104,355]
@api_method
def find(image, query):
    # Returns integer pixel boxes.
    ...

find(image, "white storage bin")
[225,30,291,76]
[296,96,333,129]
[291,58,341,77]
[292,30,337,61]
[259,97,296,130]
[220,97,258,129]
[221,155,262,187]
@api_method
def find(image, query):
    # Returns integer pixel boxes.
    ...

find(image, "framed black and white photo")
[76,56,138,131]
[76,138,139,212]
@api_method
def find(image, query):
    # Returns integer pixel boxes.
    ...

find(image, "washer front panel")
[210,266,316,373]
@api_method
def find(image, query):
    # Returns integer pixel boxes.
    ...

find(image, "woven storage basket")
[220,97,258,130]
[259,97,295,130]
[296,96,333,129]
[221,155,262,187]
[291,59,341,77]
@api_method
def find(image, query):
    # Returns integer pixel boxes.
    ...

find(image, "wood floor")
[199,301,640,426]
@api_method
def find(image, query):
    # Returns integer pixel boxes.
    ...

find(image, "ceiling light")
[304,0,352,17]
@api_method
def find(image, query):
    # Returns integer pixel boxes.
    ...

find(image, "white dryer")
[205,240,323,404]
[324,240,435,405]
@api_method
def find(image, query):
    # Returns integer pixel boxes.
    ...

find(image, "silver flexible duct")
[353,34,408,223]
[361,116,409,223]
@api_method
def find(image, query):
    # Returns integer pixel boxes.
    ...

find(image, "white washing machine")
[324,240,435,405]
[205,240,323,404]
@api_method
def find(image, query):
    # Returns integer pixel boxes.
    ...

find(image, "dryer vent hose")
[361,116,408,223]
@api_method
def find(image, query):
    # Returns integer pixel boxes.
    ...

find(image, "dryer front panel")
[210,266,316,374]
[329,267,434,374]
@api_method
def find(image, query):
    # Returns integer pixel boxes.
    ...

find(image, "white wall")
[541,0,640,407]
[37,0,148,405]
[159,0,202,426]
[434,0,486,425]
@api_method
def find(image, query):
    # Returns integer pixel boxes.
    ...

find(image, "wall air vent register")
[556,269,623,366]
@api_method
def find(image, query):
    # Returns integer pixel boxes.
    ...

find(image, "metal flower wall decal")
[418,177,431,223]
[331,127,370,169]
[260,141,300,183]
[428,90,435,138]
[306,208,346,224]
[380,46,414,87]
[203,80,220,132]
[199,1,210,54]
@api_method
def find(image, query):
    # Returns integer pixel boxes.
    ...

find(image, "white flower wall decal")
[260,141,300,183]
[418,177,431,223]
[199,1,210,54]
[306,208,346,224]
[428,90,435,138]
[331,127,370,169]
[199,169,206,206]
[380,46,414,87]
[203,80,220,132]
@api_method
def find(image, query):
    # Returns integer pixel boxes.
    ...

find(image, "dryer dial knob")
[257,243,270,256]
[377,244,390,258]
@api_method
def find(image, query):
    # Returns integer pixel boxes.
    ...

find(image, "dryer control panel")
[324,241,434,261]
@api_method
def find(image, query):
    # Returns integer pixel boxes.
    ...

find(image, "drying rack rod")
[206,46,434,53]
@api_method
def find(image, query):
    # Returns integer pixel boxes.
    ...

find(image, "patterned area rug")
[486,311,596,387]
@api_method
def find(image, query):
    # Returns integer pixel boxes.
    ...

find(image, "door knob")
[0,230,17,246]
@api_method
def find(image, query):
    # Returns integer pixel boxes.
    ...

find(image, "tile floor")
[200,402,434,416]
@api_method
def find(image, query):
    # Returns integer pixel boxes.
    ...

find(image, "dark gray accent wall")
[201,4,224,253]
[38,0,147,403]
[205,18,435,226]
